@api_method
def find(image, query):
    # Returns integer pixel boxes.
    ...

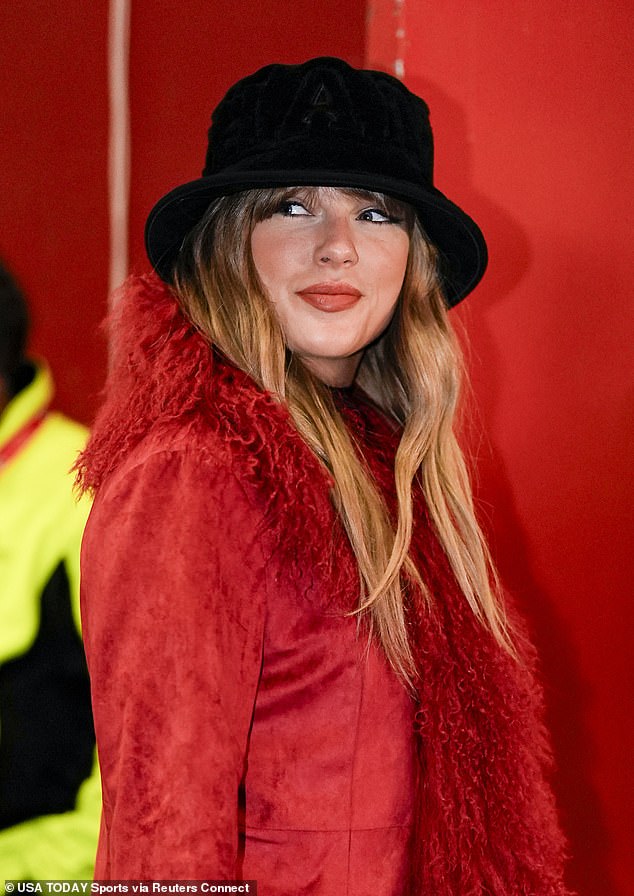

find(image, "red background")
[1,2,631,893]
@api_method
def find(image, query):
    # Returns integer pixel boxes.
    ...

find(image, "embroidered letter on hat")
[302,82,339,127]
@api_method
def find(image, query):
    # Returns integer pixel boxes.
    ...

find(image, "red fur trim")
[77,275,214,491]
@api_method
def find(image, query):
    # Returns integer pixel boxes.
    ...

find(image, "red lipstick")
[296,282,362,312]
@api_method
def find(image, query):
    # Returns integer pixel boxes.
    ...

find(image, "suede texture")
[77,275,571,894]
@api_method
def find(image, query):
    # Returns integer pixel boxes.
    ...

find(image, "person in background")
[0,260,99,880]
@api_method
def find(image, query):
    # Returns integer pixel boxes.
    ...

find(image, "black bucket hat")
[145,57,487,306]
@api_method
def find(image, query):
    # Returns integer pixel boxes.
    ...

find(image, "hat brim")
[145,170,487,307]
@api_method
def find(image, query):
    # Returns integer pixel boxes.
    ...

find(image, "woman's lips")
[296,283,363,312]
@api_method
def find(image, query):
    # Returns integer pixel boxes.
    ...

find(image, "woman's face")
[250,187,410,386]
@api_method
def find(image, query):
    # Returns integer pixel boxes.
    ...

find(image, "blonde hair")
[173,187,513,685]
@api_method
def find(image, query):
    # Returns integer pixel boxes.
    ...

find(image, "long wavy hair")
[172,186,513,685]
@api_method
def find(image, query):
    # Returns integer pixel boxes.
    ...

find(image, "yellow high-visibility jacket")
[0,362,99,880]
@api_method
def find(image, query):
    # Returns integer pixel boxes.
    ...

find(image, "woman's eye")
[358,208,397,224]
[278,200,311,217]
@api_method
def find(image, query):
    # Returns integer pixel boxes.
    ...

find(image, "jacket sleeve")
[80,448,268,879]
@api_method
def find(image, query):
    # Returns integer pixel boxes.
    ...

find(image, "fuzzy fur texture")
[78,275,571,894]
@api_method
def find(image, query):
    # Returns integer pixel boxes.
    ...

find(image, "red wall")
[1,2,111,424]
[368,3,633,894]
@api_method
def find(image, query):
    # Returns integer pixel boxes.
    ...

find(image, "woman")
[78,58,570,894]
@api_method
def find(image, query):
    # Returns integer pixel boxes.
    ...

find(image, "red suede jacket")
[78,275,571,895]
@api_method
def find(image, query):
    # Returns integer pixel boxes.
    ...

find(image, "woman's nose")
[315,214,359,266]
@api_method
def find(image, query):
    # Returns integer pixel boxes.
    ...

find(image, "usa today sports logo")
[4,883,257,894]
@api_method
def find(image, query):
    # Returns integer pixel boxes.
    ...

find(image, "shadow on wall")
[405,74,621,896]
